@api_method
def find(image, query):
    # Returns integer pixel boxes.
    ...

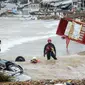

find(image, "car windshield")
[0,59,7,64]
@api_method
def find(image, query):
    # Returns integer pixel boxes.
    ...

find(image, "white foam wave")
[1,34,56,53]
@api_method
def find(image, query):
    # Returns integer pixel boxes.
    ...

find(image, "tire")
[15,56,25,62]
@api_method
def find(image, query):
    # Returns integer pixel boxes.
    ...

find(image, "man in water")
[44,38,57,60]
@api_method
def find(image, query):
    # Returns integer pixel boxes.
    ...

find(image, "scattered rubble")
[1,79,85,85]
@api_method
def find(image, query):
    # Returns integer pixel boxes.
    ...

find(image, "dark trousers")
[47,52,57,60]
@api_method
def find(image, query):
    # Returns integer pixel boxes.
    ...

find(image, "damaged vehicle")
[0,59,31,81]
[0,59,23,73]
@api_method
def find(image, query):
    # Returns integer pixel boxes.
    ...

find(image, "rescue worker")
[44,38,57,60]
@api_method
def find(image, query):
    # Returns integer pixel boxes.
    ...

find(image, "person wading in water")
[44,38,57,60]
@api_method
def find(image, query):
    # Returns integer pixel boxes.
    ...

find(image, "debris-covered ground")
[1,79,85,85]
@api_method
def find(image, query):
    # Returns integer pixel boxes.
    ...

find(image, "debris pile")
[1,79,85,85]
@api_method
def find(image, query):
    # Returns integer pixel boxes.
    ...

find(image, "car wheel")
[15,56,25,62]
